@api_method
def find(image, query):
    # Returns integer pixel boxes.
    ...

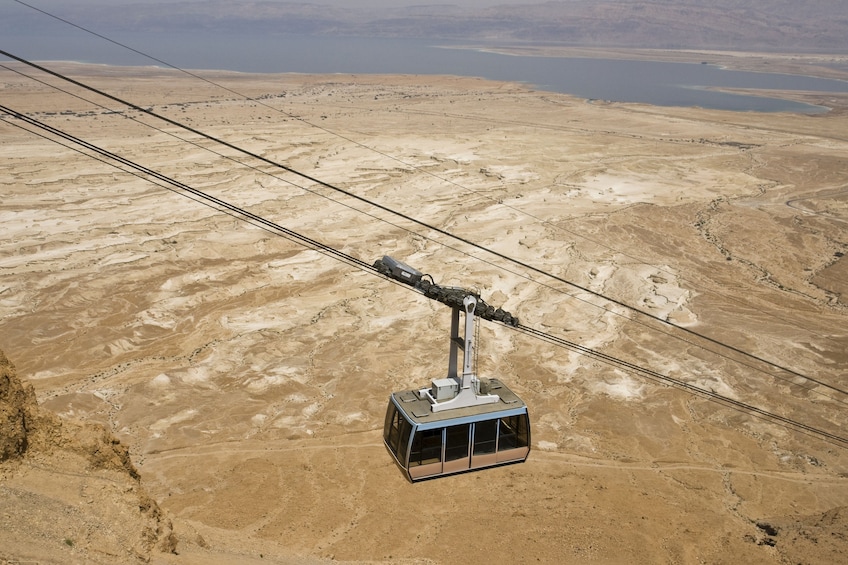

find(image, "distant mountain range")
[8,1,848,52]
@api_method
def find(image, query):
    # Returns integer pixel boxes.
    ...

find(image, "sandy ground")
[2,53,848,563]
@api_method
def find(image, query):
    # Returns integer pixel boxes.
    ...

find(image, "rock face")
[751,507,848,562]
[0,349,176,563]
[0,350,33,460]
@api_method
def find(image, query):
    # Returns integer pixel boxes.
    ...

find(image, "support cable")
[3,105,846,449]
[8,0,842,355]
[0,103,371,272]
[2,49,844,403]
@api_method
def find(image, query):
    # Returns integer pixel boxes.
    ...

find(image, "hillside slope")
[0,349,176,563]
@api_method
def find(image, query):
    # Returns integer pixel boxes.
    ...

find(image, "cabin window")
[383,404,400,455]
[472,419,498,455]
[383,403,412,463]
[409,428,442,467]
[397,418,412,462]
[445,423,470,462]
[384,404,399,450]
[498,414,530,450]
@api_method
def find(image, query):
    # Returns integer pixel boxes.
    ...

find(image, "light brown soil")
[1,54,847,564]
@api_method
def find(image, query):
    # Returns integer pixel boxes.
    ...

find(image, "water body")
[4,30,847,113]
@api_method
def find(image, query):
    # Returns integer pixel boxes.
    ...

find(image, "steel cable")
[2,49,845,406]
[3,105,846,449]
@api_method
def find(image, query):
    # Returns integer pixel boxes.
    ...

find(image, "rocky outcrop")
[754,507,848,563]
[0,349,33,460]
[0,349,176,563]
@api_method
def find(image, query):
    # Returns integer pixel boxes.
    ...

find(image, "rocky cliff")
[0,349,176,563]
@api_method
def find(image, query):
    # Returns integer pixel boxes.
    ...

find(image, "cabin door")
[470,419,499,468]
[443,423,471,475]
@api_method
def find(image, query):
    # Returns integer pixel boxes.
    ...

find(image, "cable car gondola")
[378,257,530,481]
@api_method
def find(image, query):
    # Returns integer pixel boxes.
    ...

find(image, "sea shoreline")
[447,44,848,81]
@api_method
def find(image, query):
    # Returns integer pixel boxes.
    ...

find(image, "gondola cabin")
[384,378,530,481]
[381,279,530,481]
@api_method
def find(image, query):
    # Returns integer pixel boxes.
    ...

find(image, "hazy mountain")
[8,0,848,51]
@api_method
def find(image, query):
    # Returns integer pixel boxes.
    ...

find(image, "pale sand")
[2,57,848,563]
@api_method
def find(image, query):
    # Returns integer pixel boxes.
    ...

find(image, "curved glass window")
[383,403,412,463]
[498,414,529,450]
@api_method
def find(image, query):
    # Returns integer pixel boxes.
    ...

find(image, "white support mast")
[420,294,500,412]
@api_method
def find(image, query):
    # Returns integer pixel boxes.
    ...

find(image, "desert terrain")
[2,53,848,564]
